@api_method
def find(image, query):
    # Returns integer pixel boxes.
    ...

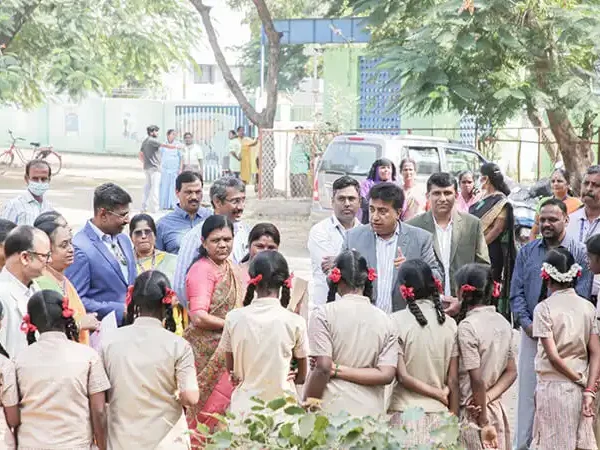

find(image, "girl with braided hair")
[15,289,110,449]
[387,259,459,446]
[454,263,516,450]
[303,250,398,417]
[100,270,199,449]
[222,251,308,416]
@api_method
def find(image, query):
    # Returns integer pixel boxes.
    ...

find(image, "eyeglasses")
[107,210,130,220]
[225,197,246,206]
[28,251,52,263]
[132,229,154,238]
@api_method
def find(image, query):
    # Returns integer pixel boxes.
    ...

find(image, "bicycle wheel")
[34,149,62,176]
[0,150,14,174]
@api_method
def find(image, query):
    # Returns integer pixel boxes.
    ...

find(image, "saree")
[470,193,516,321]
[184,261,244,433]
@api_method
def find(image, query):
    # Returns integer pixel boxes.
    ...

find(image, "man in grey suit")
[343,182,442,313]
[408,172,489,314]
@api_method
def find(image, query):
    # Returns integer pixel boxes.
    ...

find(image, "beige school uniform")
[457,306,516,450]
[15,332,110,450]
[388,300,458,446]
[0,355,17,449]
[531,288,598,450]
[100,317,198,450]
[308,294,398,417]
[221,297,308,415]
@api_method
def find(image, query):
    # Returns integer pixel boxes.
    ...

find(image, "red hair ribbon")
[248,274,263,286]
[433,277,443,294]
[125,285,134,307]
[328,267,342,284]
[61,296,74,319]
[283,273,294,289]
[20,314,37,334]
[492,281,502,298]
[400,285,415,299]
[577,269,582,278]
[460,284,477,294]
[540,269,550,281]
[367,268,377,282]
[163,288,176,305]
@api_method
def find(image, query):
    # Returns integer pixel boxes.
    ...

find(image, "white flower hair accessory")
[540,262,582,283]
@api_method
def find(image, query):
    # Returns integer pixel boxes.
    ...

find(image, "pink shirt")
[185,258,225,314]
[456,192,481,214]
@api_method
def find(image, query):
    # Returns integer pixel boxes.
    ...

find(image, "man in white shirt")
[0,160,53,225]
[308,176,361,308]
[566,165,600,301]
[182,132,204,174]
[0,225,51,357]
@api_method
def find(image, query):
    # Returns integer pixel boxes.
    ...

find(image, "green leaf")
[196,423,210,435]
[298,414,317,438]
[279,422,294,438]
[314,415,329,431]
[267,398,287,410]
[284,405,306,415]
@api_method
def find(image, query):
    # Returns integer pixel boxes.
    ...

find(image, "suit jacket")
[65,222,136,325]
[342,222,442,312]
[408,210,490,296]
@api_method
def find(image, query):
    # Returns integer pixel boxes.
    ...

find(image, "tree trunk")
[547,108,592,194]
[525,104,561,163]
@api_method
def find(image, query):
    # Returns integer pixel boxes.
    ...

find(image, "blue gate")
[175,105,251,182]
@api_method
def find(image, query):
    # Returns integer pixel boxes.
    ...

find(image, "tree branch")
[525,103,560,163]
[0,1,43,49]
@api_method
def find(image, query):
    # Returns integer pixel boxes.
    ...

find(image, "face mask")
[28,181,50,197]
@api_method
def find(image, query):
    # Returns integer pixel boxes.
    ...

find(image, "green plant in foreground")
[196,396,463,449]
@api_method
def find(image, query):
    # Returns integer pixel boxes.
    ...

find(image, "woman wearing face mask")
[529,168,582,241]
[359,159,399,224]
[469,163,516,321]
[34,212,100,345]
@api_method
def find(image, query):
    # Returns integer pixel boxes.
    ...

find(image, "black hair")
[3,225,36,259]
[129,214,157,237]
[146,125,159,135]
[167,129,176,137]
[176,171,203,191]
[400,157,417,172]
[369,182,405,210]
[243,251,291,308]
[457,170,474,183]
[229,129,237,137]
[427,172,458,193]
[237,126,244,132]
[366,158,397,182]
[34,217,65,243]
[125,271,176,332]
[93,183,132,214]
[480,163,510,196]
[33,211,65,228]
[540,247,578,299]
[240,223,281,264]
[539,197,567,216]
[0,303,8,358]
[26,290,79,345]
[25,159,52,178]
[455,264,494,323]
[332,175,360,195]
[397,259,445,327]
[326,250,374,303]
[0,219,17,245]
[587,234,600,256]
[184,132,193,138]
[552,168,571,185]
[191,215,235,269]
[587,165,600,175]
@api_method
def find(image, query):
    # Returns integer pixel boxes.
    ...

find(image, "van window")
[406,147,441,176]
[445,148,485,177]
[320,141,381,176]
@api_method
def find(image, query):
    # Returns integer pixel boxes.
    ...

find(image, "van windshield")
[320,141,381,176]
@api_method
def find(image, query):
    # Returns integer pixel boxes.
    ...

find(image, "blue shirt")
[155,204,212,254]
[510,235,593,330]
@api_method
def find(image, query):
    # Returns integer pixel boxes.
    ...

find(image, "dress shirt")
[182,144,203,167]
[156,204,212,254]
[509,234,592,330]
[88,220,129,282]
[433,216,453,296]
[307,215,360,307]
[566,207,600,296]
[375,224,400,314]
[0,190,52,226]
[173,218,249,307]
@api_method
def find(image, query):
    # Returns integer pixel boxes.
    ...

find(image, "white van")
[312,133,488,211]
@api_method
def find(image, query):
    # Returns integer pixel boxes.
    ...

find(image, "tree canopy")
[0,0,201,107]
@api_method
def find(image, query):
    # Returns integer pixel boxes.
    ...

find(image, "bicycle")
[0,130,62,176]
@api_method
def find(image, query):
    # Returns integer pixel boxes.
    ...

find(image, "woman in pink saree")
[183,215,245,435]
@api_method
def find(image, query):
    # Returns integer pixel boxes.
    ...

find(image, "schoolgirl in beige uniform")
[100,270,199,450]
[388,259,459,447]
[531,248,600,450]
[303,250,398,417]
[16,289,110,450]
[0,302,18,448]
[221,251,308,415]
[455,263,517,450]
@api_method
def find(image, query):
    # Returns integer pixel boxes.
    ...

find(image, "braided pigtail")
[65,316,79,342]
[327,280,338,303]
[363,279,374,304]
[407,300,428,327]
[280,285,290,308]
[164,304,176,333]
[243,284,256,307]
[27,330,37,345]
[433,295,446,325]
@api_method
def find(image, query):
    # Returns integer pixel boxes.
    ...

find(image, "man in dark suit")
[65,183,136,325]
[343,182,441,313]
[408,172,489,313]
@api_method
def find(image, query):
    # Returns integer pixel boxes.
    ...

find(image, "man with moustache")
[156,171,211,254]
[65,183,137,326]
[173,176,249,307]
[510,198,592,449]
